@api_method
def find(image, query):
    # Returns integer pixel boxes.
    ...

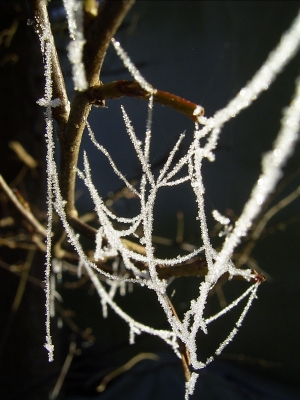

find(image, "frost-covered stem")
[84,261,176,348]
[32,0,69,129]
[59,0,135,217]
[86,80,204,122]
[63,0,88,91]
[214,76,300,275]
[39,36,56,362]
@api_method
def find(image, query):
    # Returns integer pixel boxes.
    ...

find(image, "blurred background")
[0,1,300,399]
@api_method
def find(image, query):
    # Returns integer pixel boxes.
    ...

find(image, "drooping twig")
[96,353,159,393]
[32,0,70,129]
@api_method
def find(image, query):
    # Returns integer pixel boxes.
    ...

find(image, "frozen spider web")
[37,5,300,399]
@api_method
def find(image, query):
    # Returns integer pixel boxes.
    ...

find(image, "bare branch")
[0,174,47,237]
[9,141,38,170]
[86,80,205,122]
[59,0,135,218]
[83,0,135,86]
[236,185,300,268]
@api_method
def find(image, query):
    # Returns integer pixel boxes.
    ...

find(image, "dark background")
[0,1,300,399]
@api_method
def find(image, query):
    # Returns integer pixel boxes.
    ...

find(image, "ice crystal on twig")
[63,0,87,90]
[185,372,199,400]
[36,32,57,362]
[38,4,300,397]
[111,38,155,94]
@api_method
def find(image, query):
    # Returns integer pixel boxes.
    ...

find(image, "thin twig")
[49,340,79,400]
[11,250,35,312]
[31,0,70,129]
[96,353,159,392]
[166,296,191,382]
[55,303,95,343]
[0,258,45,288]
[9,141,38,170]
[0,175,47,237]
[236,185,300,268]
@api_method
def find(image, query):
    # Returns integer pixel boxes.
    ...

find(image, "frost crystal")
[185,372,199,400]
[39,2,300,393]
[111,38,155,94]
[63,0,87,90]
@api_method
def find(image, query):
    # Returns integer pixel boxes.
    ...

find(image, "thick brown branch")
[86,80,204,122]
[59,0,135,218]
[83,0,135,86]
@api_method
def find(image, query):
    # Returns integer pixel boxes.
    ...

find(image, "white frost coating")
[36,34,55,362]
[63,0,88,90]
[185,372,199,400]
[111,38,156,94]
[212,210,230,226]
[193,105,204,116]
[212,75,300,277]
[214,284,259,356]
[195,10,300,131]
[40,3,300,391]
[105,12,300,374]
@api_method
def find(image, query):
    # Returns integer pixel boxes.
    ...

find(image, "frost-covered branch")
[35,2,300,398]
[32,0,69,129]
[63,0,87,91]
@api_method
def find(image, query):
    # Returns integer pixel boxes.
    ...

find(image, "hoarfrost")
[38,3,300,393]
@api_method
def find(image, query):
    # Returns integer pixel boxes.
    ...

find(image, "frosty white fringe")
[63,0,87,91]
[36,30,58,362]
[37,5,300,399]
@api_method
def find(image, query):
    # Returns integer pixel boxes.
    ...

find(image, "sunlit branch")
[86,80,205,122]
[59,0,135,218]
